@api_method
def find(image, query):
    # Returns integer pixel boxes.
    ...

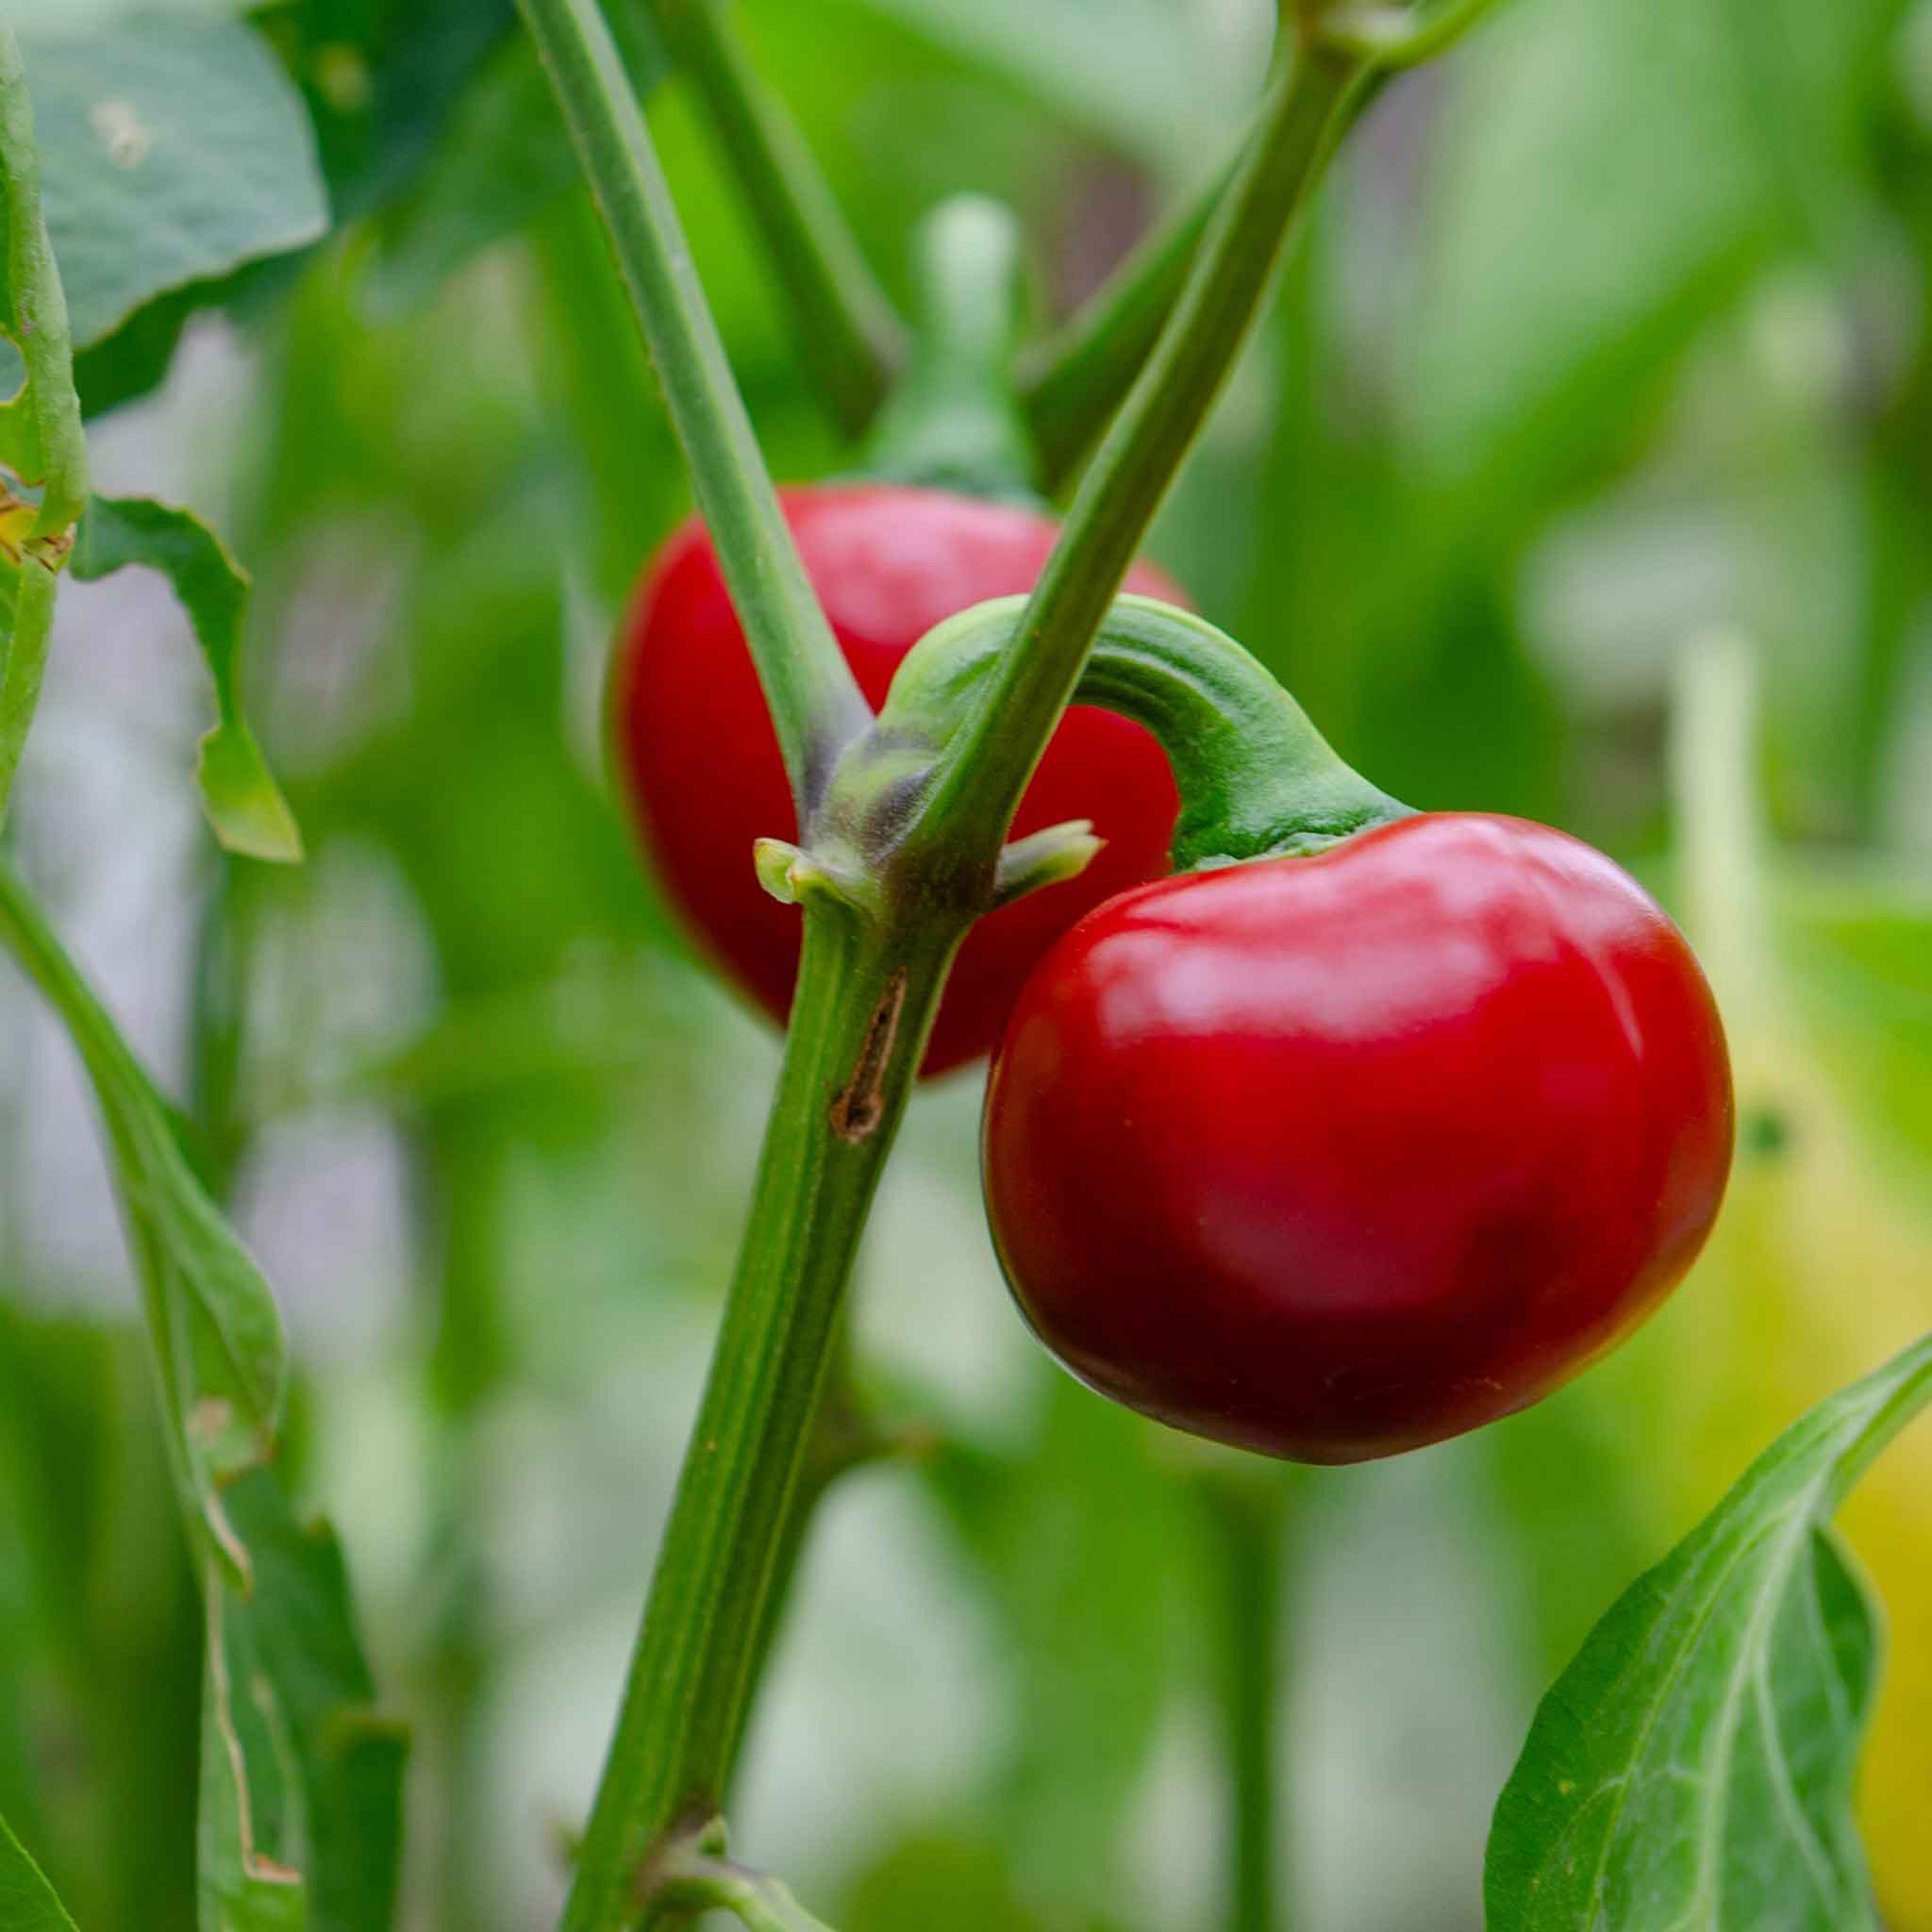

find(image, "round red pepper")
[610,483,1184,1074]
[981,813,1734,1464]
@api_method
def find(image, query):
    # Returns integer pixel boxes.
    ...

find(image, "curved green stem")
[517,0,869,811]
[859,594,1408,875]
[908,40,1370,890]
[558,895,969,1932]
[649,0,906,437]
[859,195,1038,503]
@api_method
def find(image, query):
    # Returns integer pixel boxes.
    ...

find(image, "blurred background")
[3,0,1932,1927]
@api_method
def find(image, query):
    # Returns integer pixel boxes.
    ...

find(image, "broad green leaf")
[13,20,327,351]
[0,1815,79,1932]
[1484,1329,1932,1932]
[368,12,668,315]
[71,494,302,862]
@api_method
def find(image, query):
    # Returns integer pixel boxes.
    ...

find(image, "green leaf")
[0,866,404,1932]
[0,858,285,1571]
[71,494,302,862]
[12,19,327,352]
[198,1474,408,1932]
[1484,1328,1932,1932]
[0,1815,79,1932]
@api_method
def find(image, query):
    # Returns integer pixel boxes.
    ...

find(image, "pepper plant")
[2,2,1931,1929]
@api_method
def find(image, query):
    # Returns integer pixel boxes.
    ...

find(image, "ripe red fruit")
[982,813,1734,1464]
[611,483,1184,1074]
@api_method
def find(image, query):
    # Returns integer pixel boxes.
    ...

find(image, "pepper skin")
[610,483,1184,1074]
[981,814,1734,1464]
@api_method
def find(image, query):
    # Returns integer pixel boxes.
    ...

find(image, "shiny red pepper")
[981,812,1735,1463]
[611,482,1184,1074]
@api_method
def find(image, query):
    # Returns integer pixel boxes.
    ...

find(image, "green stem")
[559,895,967,1931]
[0,25,89,832]
[0,557,57,826]
[871,594,1408,874]
[650,0,906,436]
[0,28,87,541]
[1199,1474,1293,1932]
[912,41,1368,878]
[517,0,869,810]
[859,195,1037,502]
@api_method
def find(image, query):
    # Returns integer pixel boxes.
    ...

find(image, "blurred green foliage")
[3,0,1932,1928]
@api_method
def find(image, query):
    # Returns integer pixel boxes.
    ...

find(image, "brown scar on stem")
[829,970,908,1143]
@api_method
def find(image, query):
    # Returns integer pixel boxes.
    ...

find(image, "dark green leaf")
[14,20,327,350]
[0,1815,78,1932]
[71,494,302,862]
[1485,1329,1932,1932]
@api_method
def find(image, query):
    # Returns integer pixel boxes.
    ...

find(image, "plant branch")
[558,895,968,1932]
[0,25,89,831]
[649,0,907,437]
[518,0,869,811]
[911,40,1369,874]
[0,558,58,825]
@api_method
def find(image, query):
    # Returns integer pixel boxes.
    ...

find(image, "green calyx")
[856,195,1041,505]
[782,593,1411,922]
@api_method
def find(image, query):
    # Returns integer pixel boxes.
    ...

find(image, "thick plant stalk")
[520,4,1507,1924]
[561,900,969,1930]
